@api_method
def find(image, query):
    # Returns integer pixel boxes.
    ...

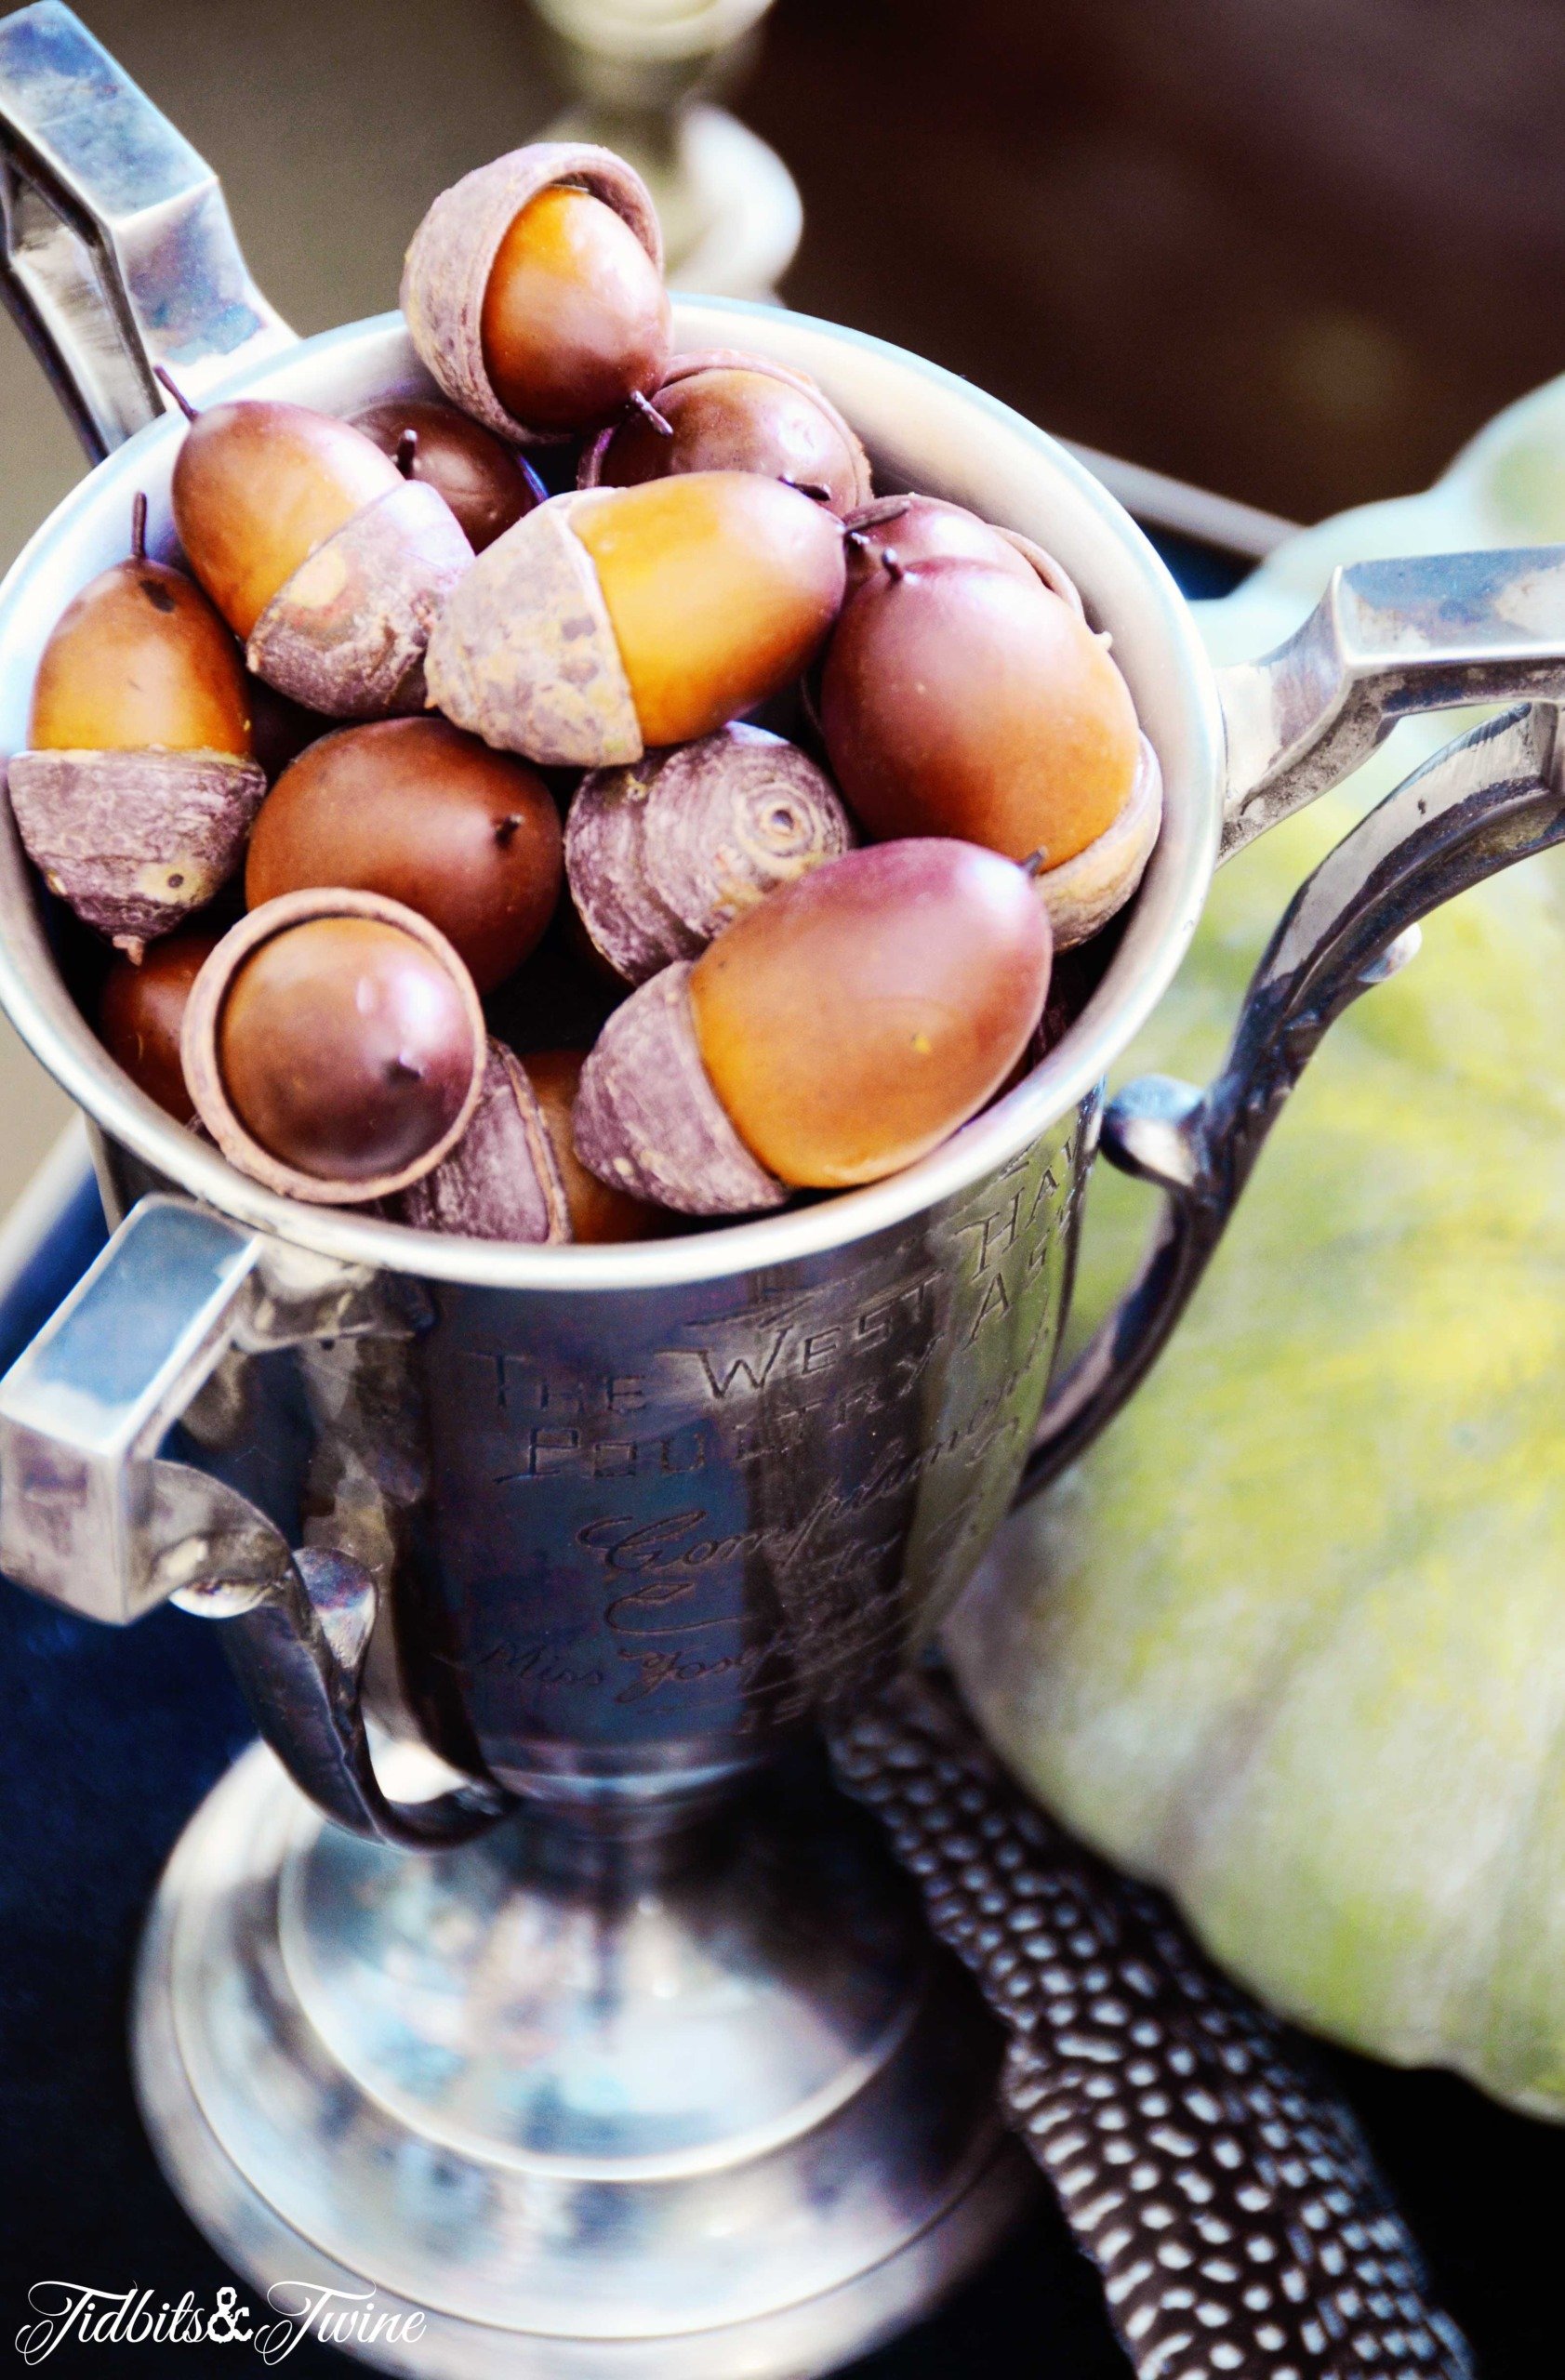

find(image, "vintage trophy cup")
[2,9,1565,2374]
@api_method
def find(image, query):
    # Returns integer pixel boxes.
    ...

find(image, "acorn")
[842,494,1084,613]
[393,1037,569,1241]
[7,497,266,959]
[245,717,563,993]
[579,350,872,516]
[99,925,222,1120]
[426,473,845,766]
[1037,734,1163,950]
[401,143,669,444]
[819,550,1146,914]
[181,888,486,1202]
[353,397,546,552]
[523,1047,666,1241]
[574,840,1051,1213]
[166,380,473,720]
[564,723,854,984]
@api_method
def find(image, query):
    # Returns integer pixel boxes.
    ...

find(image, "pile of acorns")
[7,139,1160,1245]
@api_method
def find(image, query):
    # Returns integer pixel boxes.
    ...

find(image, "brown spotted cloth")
[828,1673,1473,2380]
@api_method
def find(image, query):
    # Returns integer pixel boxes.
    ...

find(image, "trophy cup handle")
[0,1196,510,1845]
[0,0,293,456]
[1019,699,1565,1502]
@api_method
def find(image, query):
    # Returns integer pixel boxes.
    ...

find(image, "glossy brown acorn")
[573,840,1052,1211]
[427,472,846,766]
[580,350,872,516]
[819,553,1142,872]
[245,717,563,992]
[181,889,486,1201]
[168,391,472,718]
[353,398,546,552]
[564,723,854,984]
[98,926,222,1120]
[401,143,668,444]
[841,494,1083,613]
[7,502,265,956]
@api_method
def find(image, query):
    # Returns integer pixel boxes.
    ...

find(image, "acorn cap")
[1038,734,1162,950]
[423,492,640,766]
[180,886,487,1204]
[401,142,664,446]
[572,960,787,1216]
[7,747,266,959]
[566,723,855,984]
[577,347,873,509]
[246,477,473,720]
[843,495,1087,617]
[394,1036,570,1241]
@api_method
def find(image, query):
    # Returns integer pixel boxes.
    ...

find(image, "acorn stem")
[882,548,906,582]
[630,389,674,438]
[783,476,834,506]
[494,812,523,847]
[395,427,418,477]
[1022,847,1049,880]
[130,491,148,563]
[153,364,199,422]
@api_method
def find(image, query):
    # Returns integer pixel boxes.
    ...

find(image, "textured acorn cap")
[246,477,472,721]
[7,747,265,960]
[1037,734,1162,950]
[577,347,873,509]
[394,1036,570,1241]
[424,492,640,766]
[573,960,787,1216]
[401,142,664,445]
[180,886,487,1204]
[566,723,855,984]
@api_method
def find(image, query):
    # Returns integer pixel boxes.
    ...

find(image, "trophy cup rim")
[0,295,1225,1289]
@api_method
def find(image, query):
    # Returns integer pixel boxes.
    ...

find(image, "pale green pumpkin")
[947,770,1565,2115]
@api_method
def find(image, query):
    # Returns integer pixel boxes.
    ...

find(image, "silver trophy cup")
[1,7,1564,2373]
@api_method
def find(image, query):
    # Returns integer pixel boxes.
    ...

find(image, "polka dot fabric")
[829,1675,1473,2380]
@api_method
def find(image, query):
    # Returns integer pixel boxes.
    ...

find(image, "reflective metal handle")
[1020,700,1565,1501]
[1218,549,1565,856]
[0,0,292,456]
[0,1197,508,1845]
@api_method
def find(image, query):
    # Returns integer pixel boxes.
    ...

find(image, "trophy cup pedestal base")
[132,1742,1034,2378]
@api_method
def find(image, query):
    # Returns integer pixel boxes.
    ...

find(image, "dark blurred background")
[1,0,1563,1194]
[7,0,1565,556]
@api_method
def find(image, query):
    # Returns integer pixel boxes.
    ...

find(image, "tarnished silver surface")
[829,1673,1473,2380]
[0,3,291,456]
[1023,701,1565,1501]
[1217,548,1565,856]
[0,17,1560,2373]
[134,1739,1034,2377]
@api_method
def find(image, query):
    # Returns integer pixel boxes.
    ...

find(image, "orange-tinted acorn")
[428,473,845,766]
[169,393,472,719]
[573,840,1051,1212]
[580,350,871,517]
[245,717,562,992]
[819,552,1147,911]
[353,398,546,552]
[9,502,265,957]
[402,143,669,443]
[99,926,222,1119]
[181,889,486,1202]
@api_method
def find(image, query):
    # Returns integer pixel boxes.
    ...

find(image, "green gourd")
[948,762,1565,2117]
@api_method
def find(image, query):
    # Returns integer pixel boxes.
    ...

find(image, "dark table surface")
[2,535,1560,2380]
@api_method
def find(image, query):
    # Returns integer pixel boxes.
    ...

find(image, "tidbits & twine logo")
[16,2281,428,2364]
